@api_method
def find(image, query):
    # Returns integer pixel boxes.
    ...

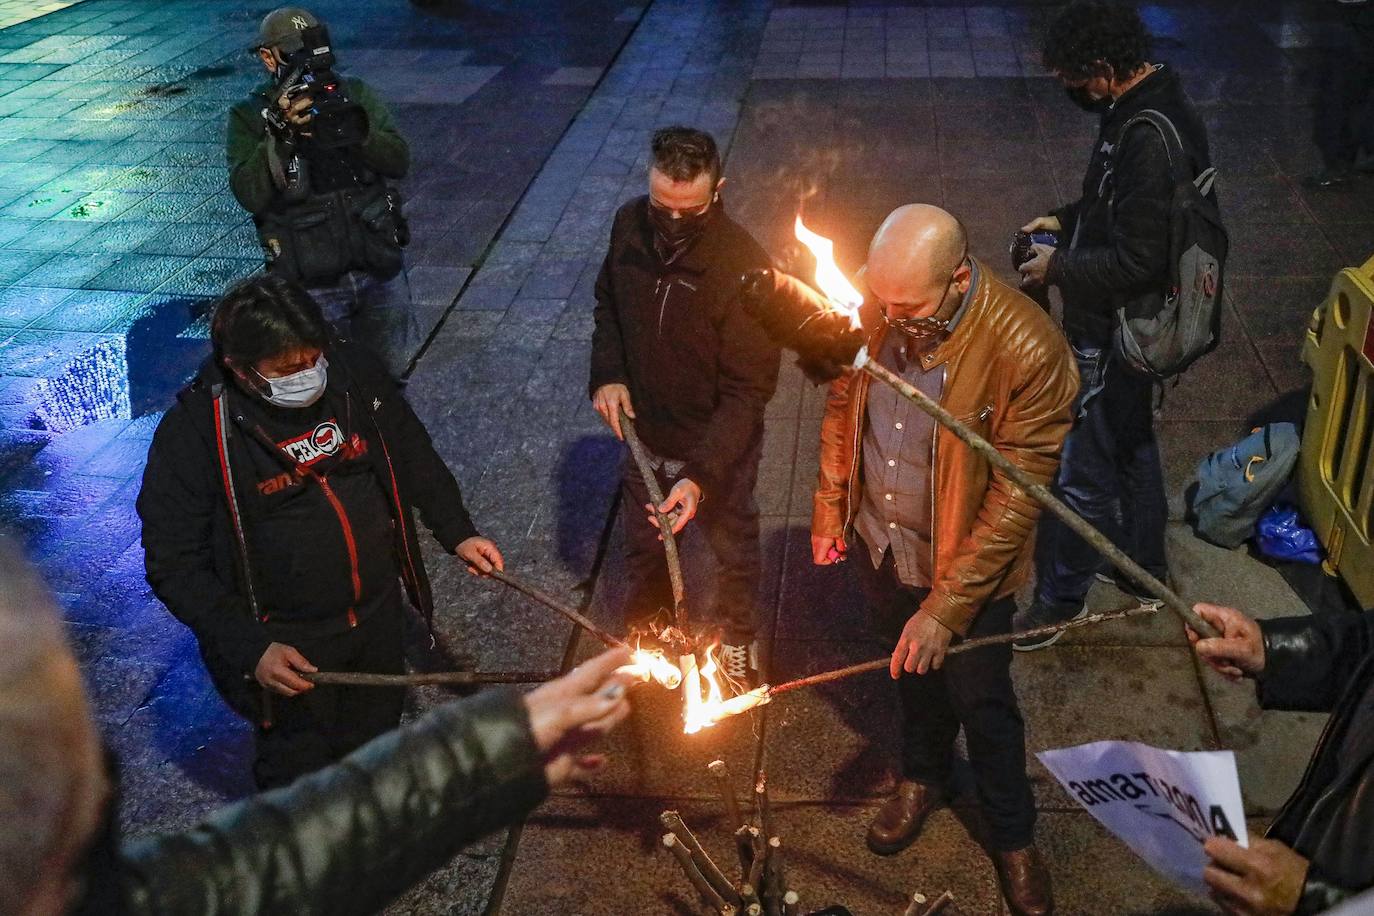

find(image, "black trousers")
[620,437,762,640]
[253,589,406,790]
[855,538,1036,851]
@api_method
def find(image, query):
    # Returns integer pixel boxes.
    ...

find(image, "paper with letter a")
[1037,741,1248,896]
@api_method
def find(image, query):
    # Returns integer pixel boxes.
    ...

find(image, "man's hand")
[456,536,505,576]
[1018,243,1056,288]
[279,91,315,129]
[1020,215,1062,234]
[592,384,634,440]
[890,609,954,678]
[255,642,317,697]
[523,646,635,787]
[1188,603,1266,681]
[1204,837,1308,916]
[645,479,701,536]
[811,534,848,565]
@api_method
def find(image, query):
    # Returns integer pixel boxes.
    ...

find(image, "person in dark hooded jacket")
[1189,602,1374,915]
[137,274,504,789]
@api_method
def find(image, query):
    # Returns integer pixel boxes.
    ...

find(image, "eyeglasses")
[648,196,713,219]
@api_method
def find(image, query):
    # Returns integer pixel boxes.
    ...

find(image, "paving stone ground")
[2,0,1373,914]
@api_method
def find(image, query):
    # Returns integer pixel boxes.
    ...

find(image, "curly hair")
[1040,1,1152,81]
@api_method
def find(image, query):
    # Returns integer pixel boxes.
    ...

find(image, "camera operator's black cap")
[257,7,321,53]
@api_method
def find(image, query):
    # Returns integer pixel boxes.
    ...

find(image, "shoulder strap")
[212,385,264,622]
[1121,109,1192,183]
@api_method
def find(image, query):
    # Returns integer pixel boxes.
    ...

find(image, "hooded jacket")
[1256,612,1374,913]
[1047,64,1213,346]
[136,340,478,714]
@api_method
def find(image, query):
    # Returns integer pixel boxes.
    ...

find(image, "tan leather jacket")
[812,259,1079,635]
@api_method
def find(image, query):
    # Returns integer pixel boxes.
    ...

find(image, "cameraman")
[228,7,415,379]
[1013,1,1212,647]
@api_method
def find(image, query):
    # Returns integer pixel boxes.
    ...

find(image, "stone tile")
[1017,645,1218,808]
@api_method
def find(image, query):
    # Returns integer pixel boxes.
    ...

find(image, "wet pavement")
[2,0,1373,913]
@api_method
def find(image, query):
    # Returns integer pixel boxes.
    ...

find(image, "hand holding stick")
[620,408,687,628]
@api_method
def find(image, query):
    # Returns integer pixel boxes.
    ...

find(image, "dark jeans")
[308,267,416,379]
[254,589,406,790]
[1034,343,1167,608]
[855,538,1036,851]
[1313,11,1374,170]
[620,436,762,641]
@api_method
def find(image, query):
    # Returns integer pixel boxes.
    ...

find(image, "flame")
[681,644,772,733]
[619,639,683,690]
[794,215,863,310]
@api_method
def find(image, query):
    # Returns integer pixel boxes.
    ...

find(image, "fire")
[681,643,772,733]
[794,215,863,311]
[619,640,683,690]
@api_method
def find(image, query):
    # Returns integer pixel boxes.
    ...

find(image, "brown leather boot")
[865,780,944,855]
[992,845,1054,915]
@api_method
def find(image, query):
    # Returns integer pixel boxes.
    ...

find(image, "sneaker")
[718,639,761,690]
[1093,572,1165,610]
[1012,601,1087,652]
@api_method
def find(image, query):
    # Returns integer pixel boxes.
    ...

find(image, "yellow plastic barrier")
[1299,253,1374,607]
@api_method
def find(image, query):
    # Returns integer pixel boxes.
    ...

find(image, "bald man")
[811,205,1077,915]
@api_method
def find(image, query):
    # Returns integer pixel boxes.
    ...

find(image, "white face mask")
[256,354,328,409]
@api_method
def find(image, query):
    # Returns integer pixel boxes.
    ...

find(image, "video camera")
[269,24,368,149]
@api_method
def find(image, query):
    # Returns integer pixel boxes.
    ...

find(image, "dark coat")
[136,340,477,714]
[112,688,546,916]
[1047,65,1213,346]
[589,196,780,494]
[1258,612,1374,913]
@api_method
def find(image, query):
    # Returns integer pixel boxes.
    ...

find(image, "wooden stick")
[746,829,765,898]
[858,356,1218,638]
[709,759,745,829]
[662,811,741,906]
[920,890,955,916]
[488,568,626,648]
[734,825,757,878]
[782,891,800,916]
[903,893,928,916]
[767,604,1159,697]
[664,833,729,913]
[620,408,687,629]
[303,670,553,687]
[763,836,785,916]
[753,771,776,843]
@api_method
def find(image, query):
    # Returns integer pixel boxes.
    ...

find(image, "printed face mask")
[257,354,328,409]
[648,195,715,262]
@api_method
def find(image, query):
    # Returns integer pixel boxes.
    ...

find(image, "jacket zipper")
[314,475,362,627]
[656,277,669,337]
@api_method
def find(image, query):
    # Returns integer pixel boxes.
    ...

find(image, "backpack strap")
[212,384,265,624]
[1121,109,1191,182]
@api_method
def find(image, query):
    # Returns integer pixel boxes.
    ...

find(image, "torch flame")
[681,643,772,733]
[794,215,863,311]
[619,639,684,690]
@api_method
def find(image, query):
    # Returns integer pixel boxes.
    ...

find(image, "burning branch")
[735,233,1219,640]
[619,408,688,630]
[303,670,553,687]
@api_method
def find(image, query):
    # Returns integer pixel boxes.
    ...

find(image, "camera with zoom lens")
[1009,229,1060,271]
[272,24,368,149]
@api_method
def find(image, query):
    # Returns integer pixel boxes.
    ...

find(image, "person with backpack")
[136,275,505,790]
[1013,0,1220,648]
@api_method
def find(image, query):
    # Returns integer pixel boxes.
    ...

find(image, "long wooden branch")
[857,356,1218,639]
[620,408,687,629]
[768,604,1159,697]
[662,810,741,906]
[248,670,554,688]
[663,833,729,914]
[488,568,625,648]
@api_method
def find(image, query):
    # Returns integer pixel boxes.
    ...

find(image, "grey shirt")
[855,262,978,586]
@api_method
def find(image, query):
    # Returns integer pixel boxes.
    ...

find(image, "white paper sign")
[1036,741,1248,896]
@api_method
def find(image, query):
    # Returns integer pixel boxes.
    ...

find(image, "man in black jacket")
[589,126,780,684]
[0,542,634,916]
[1190,602,1374,915]
[1014,1,1213,647]
[137,274,504,789]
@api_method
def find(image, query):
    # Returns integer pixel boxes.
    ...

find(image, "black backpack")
[1111,109,1228,379]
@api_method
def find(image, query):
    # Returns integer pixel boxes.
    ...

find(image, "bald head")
[0,543,109,916]
[866,204,970,321]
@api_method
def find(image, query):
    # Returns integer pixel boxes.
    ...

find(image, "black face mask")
[649,196,715,263]
[1065,85,1111,114]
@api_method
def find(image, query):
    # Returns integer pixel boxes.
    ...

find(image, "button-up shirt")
[854,261,978,586]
